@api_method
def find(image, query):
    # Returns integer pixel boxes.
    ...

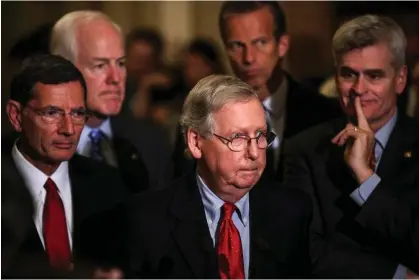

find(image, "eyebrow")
[91,56,126,62]
[41,105,86,111]
[339,66,385,76]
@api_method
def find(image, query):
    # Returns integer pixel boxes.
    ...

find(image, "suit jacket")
[1,142,129,277]
[124,173,313,279]
[110,114,173,192]
[283,113,419,278]
[171,74,343,181]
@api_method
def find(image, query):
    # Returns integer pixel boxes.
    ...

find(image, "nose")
[106,64,121,85]
[242,46,256,65]
[59,114,75,136]
[351,76,367,95]
[246,138,260,160]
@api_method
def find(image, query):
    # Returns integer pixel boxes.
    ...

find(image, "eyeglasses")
[213,131,276,152]
[25,105,90,125]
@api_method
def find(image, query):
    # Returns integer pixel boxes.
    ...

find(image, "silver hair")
[332,14,407,70]
[179,74,259,141]
[50,10,122,63]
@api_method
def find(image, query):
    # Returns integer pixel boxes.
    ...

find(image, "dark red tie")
[217,203,245,279]
[43,178,71,270]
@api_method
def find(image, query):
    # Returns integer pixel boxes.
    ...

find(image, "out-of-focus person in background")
[283,14,419,278]
[51,11,173,193]
[170,38,226,165]
[123,75,313,278]
[124,27,168,117]
[3,54,128,277]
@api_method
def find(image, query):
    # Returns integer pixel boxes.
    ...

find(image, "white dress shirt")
[262,77,288,169]
[77,117,113,157]
[12,143,73,250]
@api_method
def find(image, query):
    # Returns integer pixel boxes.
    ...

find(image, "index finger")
[354,96,369,129]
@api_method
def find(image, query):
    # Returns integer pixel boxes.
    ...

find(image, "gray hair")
[332,14,407,70]
[50,10,122,63]
[179,74,259,140]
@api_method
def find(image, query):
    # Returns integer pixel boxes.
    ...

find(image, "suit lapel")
[248,183,287,278]
[376,114,419,185]
[170,174,218,278]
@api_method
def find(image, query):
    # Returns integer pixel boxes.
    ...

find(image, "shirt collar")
[196,173,249,227]
[262,77,288,119]
[375,109,398,149]
[12,140,70,197]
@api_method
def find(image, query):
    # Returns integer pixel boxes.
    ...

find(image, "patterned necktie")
[217,203,245,279]
[43,178,71,270]
[88,128,107,161]
[370,139,383,171]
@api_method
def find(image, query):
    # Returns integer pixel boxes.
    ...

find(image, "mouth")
[239,168,258,173]
[101,90,122,98]
[53,142,74,149]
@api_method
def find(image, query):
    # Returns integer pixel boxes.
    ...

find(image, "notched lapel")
[249,187,288,278]
[170,176,217,278]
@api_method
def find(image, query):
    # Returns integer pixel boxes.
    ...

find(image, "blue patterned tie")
[88,129,107,161]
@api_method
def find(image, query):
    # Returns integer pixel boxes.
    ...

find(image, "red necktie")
[217,203,245,279]
[43,178,71,270]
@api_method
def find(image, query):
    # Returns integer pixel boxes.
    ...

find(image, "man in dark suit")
[124,75,313,278]
[283,15,419,278]
[4,54,128,276]
[172,1,342,181]
[51,11,173,193]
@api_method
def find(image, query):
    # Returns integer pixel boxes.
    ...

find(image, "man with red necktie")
[3,54,129,277]
[124,75,313,278]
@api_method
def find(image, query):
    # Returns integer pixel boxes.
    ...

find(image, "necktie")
[88,128,107,161]
[370,139,383,171]
[43,178,71,270]
[217,203,245,279]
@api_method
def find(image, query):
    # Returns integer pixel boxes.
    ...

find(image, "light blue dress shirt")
[76,118,113,157]
[196,174,250,279]
[349,110,406,278]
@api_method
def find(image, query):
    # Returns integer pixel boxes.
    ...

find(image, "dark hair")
[187,38,224,74]
[126,27,164,58]
[219,1,287,42]
[10,54,87,106]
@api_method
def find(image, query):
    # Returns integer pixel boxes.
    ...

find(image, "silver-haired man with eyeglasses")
[123,74,313,279]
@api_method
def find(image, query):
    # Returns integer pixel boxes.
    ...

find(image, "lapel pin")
[404,151,412,158]
[131,153,138,160]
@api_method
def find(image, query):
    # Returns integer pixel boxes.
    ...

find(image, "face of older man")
[75,19,126,117]
[193,97,267,202]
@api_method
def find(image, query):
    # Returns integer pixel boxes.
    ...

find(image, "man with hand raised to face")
[283,15,419,278]
[123,75,313,279]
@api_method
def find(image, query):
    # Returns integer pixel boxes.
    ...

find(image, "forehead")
[31,81,85,107]
[339,43,394,71]
[213,98,265,132]
[76,20,124,60]
[224,7,275,40]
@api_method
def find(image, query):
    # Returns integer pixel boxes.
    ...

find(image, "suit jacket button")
[131,153,138,160]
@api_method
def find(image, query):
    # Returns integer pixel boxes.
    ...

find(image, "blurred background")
[2,1,419,135]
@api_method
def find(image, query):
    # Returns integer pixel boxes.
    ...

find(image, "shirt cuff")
[350,173,381,206]
[393,264,407,279]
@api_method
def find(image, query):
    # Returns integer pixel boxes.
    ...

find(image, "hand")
[331,96,376,184]
[93,267,123,279]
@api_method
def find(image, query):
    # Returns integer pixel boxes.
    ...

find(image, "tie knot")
[88,129,106,143]
[221,203,236,220]
[44,178,58,193]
